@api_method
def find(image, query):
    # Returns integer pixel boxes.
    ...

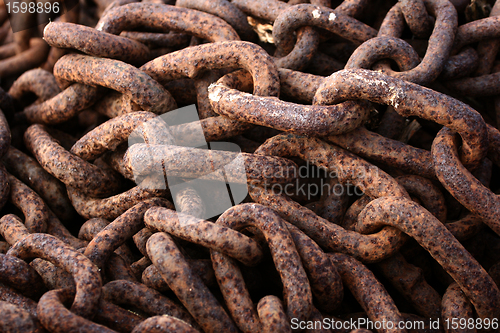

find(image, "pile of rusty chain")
[1,0,500,332]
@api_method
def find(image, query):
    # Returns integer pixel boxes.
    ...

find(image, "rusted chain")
[139,41,281,139]
[272,4,377,55]
[93,298,144,333]
[41,4,80,72]
[104,253,139,282]
[30,258,76,291]
[357,196,500,319]
[2,145,73,222]
[329,252,407,333]
[8,68,61,103]
[453,15,500,52]
[176,0,254,41]
[68,111,173,219]
[0,253,45,299]
[0,0,499,329]
[256,295,290,333]
[398,0,434,38]
[120,31,190,48]
[67,186,168,220]
[0,214,30,245]
[84,198,170,269]
[147,232,239,333]
[306,176,350,224]
[0,214,30,246]
[315,68,488,169]
[46,211,87,249]
[18,83,100,125]
[327,127,436,179]
[43,22,150,65]
[131,315,200,333]
[24,124,121,197]
[193,70,223,119]
[441,283,476,333]
[474,0,500,76]
[96,3,240,42]
[123,143,297,186]
[0,39,49,78]
[345,36,421,74]
[432,127,500,237]
[376,253,442,319]
[0,301,41,333]
[101,279,198,329]
[141,41,278,96]
[70,111,170,160]
[334,0,369,18]
[129,256,151,280]
[144,206,264,266]
[375,0,457,85]
[445,71,500,97]
[7,173,48,233]
[53,54,177,114]
[0,282,38,318]
[132,227,154,258]
[211,203,312,331]
[278,68,323,103]
[208,81,370,136]
[141,259,215,292]
[37,288,118,333]
[251,134,409,262]
[396,175,447,222]
[440,47,479,80]
[285,222,342,313]
[78,217,136,265]
[204,0,320,70]
[7,233,102,319]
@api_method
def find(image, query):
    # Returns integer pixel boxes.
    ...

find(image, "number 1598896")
[6,1,59,14]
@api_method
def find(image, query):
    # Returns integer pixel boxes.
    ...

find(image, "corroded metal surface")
[1,1,499,331]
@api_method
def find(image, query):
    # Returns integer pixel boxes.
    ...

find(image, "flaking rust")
[0,0,499,332]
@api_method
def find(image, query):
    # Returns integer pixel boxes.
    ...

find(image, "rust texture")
[3,146,74,221]
[315,68,488,169]
[44,22,150,65]
[101,279,198,329]
[1,0,500,331]
[7,233,102,318]
[210,203,312,331]
[84,199,169,269]
[147,232,238,333]
[329,252,407,333]
[24,124,121,197]
[357,196,500,319]
[8,68,60,103]
[441,283,476,333]
[54,54,177,114]
[144,206,264,266]
[131,315,200,333]
[7,173,48,233]
[432,127,500,236]
[96,3,240,42]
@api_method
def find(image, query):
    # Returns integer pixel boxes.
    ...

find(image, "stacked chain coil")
[1,0,500,332]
